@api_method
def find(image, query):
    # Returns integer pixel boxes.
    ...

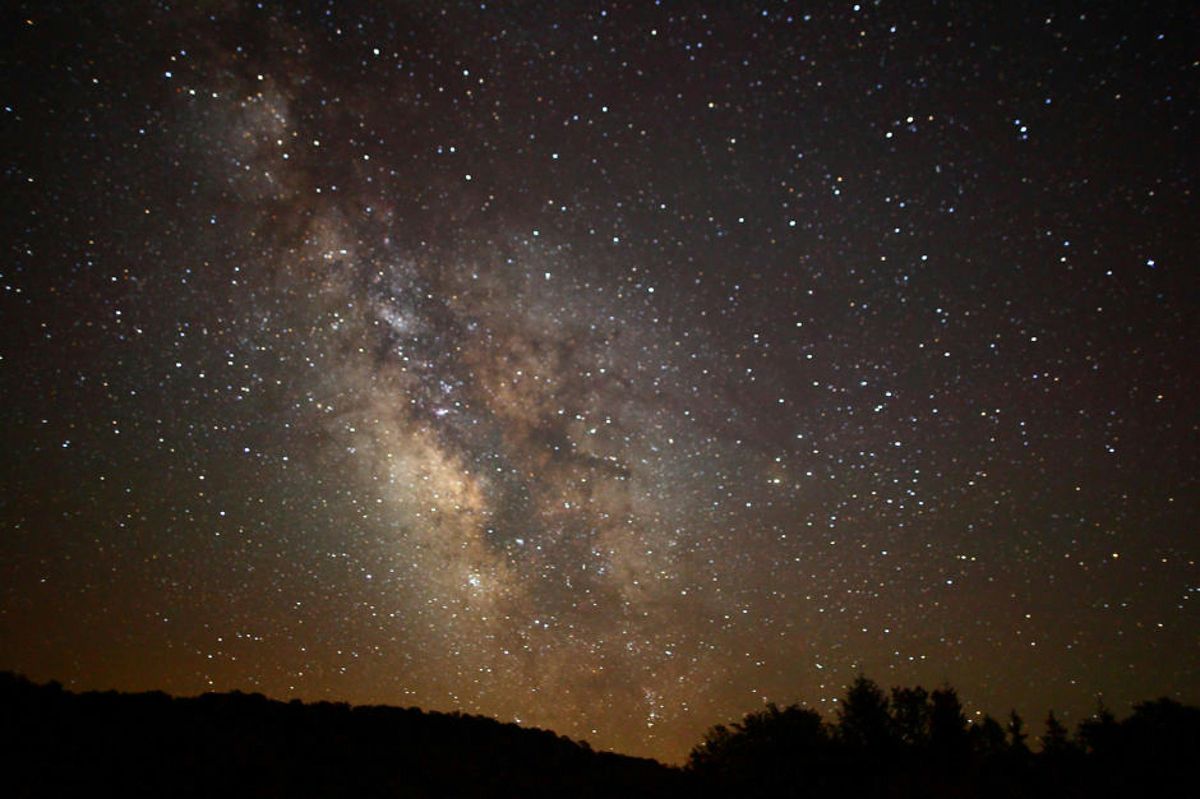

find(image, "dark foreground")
[2,672,1197,797]
[0,672,681,798]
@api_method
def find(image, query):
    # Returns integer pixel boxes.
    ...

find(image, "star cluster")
[1,1,1196,762]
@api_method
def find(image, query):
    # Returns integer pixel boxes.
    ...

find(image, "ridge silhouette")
[2,671,1196,797]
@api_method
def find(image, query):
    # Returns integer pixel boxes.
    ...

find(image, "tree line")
[687,674,1199,797]
[1,670,1196,797]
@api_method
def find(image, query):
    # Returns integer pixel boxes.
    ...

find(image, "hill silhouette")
[2,671,1197,797]
[0,672,682,798]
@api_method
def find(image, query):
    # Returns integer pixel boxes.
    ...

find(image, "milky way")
[1,2,1196,761]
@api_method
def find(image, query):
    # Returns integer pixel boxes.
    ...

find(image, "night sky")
[1,1,1196,763]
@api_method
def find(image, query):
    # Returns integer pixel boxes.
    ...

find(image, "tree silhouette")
[1040,710,1074,756]
[7,670,1200,799]
[890,685,931,748]
[929,686,969,758]
[970,714,1007,757]
[1077,700,1119,757]
[837,674,894,751]
[687,701,833,796]
[1007,709,1029,753]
